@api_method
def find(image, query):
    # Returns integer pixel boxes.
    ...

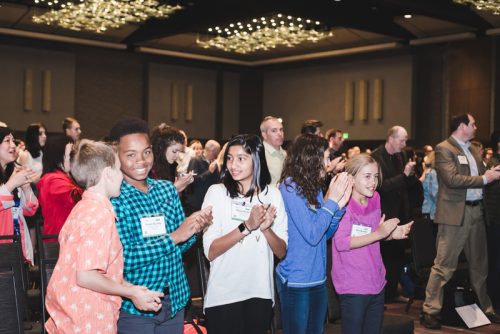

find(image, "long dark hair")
[280,134,328,207]
[0,126,15,184]
[221,134,271,199]
[42,135,73,175]
[150,124,185,182]
[25,123,46,159]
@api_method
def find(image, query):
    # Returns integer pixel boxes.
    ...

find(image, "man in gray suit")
[421,114,500,329]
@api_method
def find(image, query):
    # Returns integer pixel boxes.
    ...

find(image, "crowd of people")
[0,113,499,334]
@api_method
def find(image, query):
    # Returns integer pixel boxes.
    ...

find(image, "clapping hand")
[404,160,416,177]
[175,171,194,192]
[376,214,400,239]
[260,204,277,231]
[390,221,414,240]
[191,206,213,233]
[171,206,212,244]
[6,165,38,192]
[327,172,354,209]
[245,204,267,231]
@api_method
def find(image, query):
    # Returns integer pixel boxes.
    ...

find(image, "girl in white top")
[202,134,288,334]
[18,123,47,183]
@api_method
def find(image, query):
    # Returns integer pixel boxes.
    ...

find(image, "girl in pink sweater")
[331,154,413,334]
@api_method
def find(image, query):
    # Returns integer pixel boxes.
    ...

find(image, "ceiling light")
[454,0,500,14]
[404,14,412,19]
[198,14,334,54]
[32,0,182,33]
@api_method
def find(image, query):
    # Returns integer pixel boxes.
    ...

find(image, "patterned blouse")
[45,191,123,334]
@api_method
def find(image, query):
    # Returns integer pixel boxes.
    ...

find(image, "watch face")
[238,222,246,233]
[238,222,250,236]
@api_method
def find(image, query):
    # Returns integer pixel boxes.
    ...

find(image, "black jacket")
[371,145,418,223]
[183,156,220,215]
[485,153,500,225]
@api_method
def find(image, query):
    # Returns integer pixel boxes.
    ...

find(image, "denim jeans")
[275,276,327,334]
[117,296,184,334]
[339,290,385,334]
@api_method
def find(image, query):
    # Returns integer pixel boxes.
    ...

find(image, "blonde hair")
[70,139,116,189]
[345,153,382,186]
[425,151,436,168]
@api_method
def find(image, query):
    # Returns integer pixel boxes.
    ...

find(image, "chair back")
[0,236,26,334]
[35,221,60,334]
[410,217,437,272]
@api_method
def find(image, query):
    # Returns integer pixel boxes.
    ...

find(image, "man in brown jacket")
[421,114,500,329]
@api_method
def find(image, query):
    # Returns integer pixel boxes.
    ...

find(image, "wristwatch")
[238,222,251,236]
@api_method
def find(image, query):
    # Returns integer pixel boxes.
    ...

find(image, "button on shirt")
[263,141,287,186]
[452,135,484,201]
[112,178,196,317]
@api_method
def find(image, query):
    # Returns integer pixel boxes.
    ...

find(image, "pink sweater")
[331,192,386,295]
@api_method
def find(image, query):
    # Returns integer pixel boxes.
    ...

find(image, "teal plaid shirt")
[112,178,196,317]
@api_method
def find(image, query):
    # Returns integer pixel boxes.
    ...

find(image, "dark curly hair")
[279,134,328,207]
[25,123,46,159]
[221,134,271,199]
[150,124,185,182]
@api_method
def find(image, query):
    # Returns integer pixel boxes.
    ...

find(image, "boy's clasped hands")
[123,282,164,313]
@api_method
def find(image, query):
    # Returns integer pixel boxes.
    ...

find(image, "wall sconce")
[170,83,179,121]
[373,78,383,121]
[358,80,368,121]
[42,70,51,112]
[24,68,33,112]
[344,81,354,122]
[185,84,193,122]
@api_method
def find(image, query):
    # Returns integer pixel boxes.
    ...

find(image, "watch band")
[238,222,251,236]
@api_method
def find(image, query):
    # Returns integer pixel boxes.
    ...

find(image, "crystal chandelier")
[32,0,182,33]
[454,0,500,14]
[197,14,334,54]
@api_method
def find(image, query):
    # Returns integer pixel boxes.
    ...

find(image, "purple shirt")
[331,191,386,295]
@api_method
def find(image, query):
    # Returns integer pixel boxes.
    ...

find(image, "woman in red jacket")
[37,135,83,239]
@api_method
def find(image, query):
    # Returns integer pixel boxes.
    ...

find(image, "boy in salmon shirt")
[45,140,162,334]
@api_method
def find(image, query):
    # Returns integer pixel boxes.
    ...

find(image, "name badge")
[351,224,372,237]
[458,155,468,165]
[12,207,21,220]
[231,200,253,222]
[140,216,167,238]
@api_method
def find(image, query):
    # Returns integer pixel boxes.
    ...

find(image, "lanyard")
[12,200,21,236]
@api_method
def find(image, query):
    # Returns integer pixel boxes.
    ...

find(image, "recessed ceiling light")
[404,14,412,19]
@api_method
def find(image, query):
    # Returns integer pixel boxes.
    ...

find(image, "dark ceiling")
[1,0,500,64]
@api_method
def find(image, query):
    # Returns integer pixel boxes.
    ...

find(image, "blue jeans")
[275,276,327,334]
[339,290,385,334]
[117,296,184,334]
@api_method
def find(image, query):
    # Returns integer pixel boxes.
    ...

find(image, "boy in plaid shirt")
[109,118,212,334]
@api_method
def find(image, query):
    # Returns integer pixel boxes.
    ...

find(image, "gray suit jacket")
[434,136,486,226]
